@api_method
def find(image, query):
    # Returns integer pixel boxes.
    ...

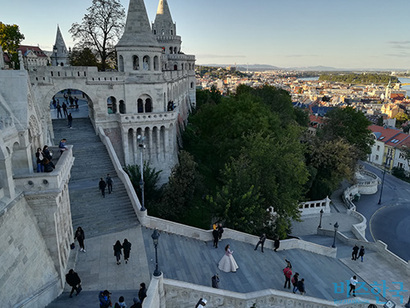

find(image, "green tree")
[0,23,25,69]
[124,163,162,205]
[69,0,125,71]
[305,138,355,199]
[69,47,99,67]
[319,107,373,160]
[156,151,197,221]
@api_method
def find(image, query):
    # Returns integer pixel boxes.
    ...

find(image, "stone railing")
[119,111,177,125]
[142,277,380,308]
[299,196,331,216]
[14,145,74,194]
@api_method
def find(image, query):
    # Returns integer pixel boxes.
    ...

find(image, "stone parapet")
[144,278,380,308]
[120,111,177,126]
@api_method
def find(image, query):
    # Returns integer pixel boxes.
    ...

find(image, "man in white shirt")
[349,275,358,297]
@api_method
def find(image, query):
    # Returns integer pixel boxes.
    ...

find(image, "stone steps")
[52,118,139,238]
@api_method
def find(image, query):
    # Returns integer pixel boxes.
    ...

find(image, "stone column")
[133,129,138,165]
[122,129,130,166]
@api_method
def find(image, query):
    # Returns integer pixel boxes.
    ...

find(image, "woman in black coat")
[113,240,123,265]
[122,239,132,264]
[74,227,86,252]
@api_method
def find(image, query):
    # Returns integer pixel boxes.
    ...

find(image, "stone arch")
[107,96,117,114]
[119,55,124,72]
[173,64,177,71]
[137,94,153,113]
[137,98,143,113]
[145,98,152,112]
[143,56,150,71]
[133,55,139,70]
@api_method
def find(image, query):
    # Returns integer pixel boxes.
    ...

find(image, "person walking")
[274,237,280,252]
[74,227,86,252]
[62,102,68,118]
[113,240,123,265]
[99,178,107,198]
[65,269,82,298]
[218,244,239,273]
[138,282,147,303]
[211,274,219,288]
[106,174,113,194]
[122,239,132,264]
[56,102,62,118]
[212,225,219,248]
[254,233,266,253]
[349,275,358,297]
[67,112,73,128]
[217,223,224,240]
[359,246,365,262]
[297,278,306,295]
[283,263,292,289]
[292,272,299,293]
[352,244,359,260]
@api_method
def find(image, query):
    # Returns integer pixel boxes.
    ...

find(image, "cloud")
[388,40,410,45]
[386,52,410,58]
[284,54,319,58]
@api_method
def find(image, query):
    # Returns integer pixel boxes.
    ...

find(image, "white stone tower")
[51,25,69,66]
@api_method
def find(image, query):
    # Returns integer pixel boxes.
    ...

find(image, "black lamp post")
[318,209,324,229]
[151,229,161,277]
[332,222,339,248]
[137,135,146,211]
[378,154,391,205]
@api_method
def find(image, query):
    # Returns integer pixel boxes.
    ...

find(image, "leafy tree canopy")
[319,73,398,85]
[69,0,125,71]
[69,47,99,67]
[319,107,374,160]
[0,23,25,68]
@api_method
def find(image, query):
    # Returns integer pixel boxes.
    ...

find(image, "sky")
[2,0,410,70]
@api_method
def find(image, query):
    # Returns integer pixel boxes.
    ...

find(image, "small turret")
[152,0,181,54]
[51,25,69,66]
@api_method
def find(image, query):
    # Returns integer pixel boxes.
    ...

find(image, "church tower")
[116,0,163,73]
[152,0,182,56]
[50,25,69,66]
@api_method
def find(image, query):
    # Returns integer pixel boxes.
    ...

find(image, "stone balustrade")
[120,111,177,125]
[299,196,331,216]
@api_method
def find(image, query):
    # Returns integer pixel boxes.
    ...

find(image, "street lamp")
[151,229,161,277]
[318,209,324,229]
[332,222,339,248]
[137,135,146,211]
[378,153,392,205]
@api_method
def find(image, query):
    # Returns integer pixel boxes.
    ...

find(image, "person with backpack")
[99,290,112,308]
[283,263,292,289]
[292,272,299,293]
[297,278,306,295]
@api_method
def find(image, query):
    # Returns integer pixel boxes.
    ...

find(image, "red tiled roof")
[385,132,410,147]
[17,45,47,57]
[368,124,401,141]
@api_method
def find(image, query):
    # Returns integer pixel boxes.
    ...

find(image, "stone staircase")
[52,118,139,238]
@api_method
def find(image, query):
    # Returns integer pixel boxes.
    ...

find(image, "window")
[143,56,150,70]
[376,155,379,160]
[133,56,139,70]
[377,145,380,151]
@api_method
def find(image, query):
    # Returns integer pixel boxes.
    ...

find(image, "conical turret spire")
[117,0,158,47]
[155,0,174,24]
[51,25,69,66]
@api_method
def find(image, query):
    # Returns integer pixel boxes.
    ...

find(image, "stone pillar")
[122,129,130,166]
[133,129,138,165]
[156,127,160,161]
[0,143,16,199]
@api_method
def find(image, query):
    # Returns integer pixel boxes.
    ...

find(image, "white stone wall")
[0,195,60,308]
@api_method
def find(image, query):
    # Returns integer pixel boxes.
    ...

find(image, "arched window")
[145,98,152,112]
[191,82,194,89]
[154,29,157,35]
[133,56,139,70]
[107,96,117,114]
[154,56,159,71]
[119,55,124,72]
[174,47,177,54]
[119,100,126,114]
[174,64,177,71]
[138,99,144,113]
[143,56,150,70]
[171,30,173,35]
[169,47,173,54]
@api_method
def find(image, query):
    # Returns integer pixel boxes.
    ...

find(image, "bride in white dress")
[218,244,239,273]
